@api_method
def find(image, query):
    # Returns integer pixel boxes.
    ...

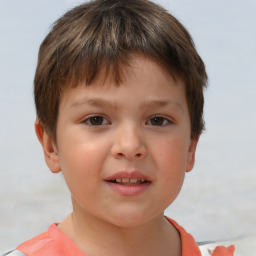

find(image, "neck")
[58,210,181,256]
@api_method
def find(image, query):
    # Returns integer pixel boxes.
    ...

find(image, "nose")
[111,126,147,160]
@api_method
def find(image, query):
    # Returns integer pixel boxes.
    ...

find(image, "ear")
[185,136,199,172]
[35,120,61,173]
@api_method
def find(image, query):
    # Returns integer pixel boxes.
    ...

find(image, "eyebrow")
[71,98,118,109]
[71,98,183,112]
[141,99,184,112]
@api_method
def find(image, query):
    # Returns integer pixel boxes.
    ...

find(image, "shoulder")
[165,217,202,256]
[165,217,235,256]
[15,224,66,256]
[201,244,235,256]
[1,250,27,256]
[13,224,86,256]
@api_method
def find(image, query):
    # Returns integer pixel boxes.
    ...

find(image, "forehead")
[60,56,187,110]
[65,55,183,92]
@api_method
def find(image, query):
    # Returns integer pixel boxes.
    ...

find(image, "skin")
[35,56,199,256]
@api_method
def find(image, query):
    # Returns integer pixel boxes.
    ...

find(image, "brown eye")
[84,116,109,126]
[147,116,171,126]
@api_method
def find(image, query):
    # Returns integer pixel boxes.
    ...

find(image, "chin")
[105,207,162,228]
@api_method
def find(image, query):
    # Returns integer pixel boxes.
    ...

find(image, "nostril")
[111,144,146,160]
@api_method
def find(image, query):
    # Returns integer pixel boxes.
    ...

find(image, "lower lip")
[105,182,151,196]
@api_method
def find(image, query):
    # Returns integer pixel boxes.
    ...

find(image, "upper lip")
[105,170,151,181]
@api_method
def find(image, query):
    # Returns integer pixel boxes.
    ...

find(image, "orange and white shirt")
[16,218,234,256]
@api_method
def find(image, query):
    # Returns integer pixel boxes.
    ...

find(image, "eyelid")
[146,115,174,126]
[82,114,111,126]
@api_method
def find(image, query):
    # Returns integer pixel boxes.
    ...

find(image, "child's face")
[41,56,198,227]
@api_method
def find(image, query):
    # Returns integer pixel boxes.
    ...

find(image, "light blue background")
[0,0,255,252]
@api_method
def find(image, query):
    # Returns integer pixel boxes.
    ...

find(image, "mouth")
[104,171,151,195]
[108,178,148,185]
[105,170,151,185]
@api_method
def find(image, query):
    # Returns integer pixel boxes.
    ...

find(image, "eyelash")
[83,115,110,126]
[82,115,172,127]
[146,116,173,127]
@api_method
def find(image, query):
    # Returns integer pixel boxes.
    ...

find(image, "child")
[3,0,235,255]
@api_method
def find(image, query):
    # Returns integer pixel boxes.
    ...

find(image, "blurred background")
[0,0,255,252]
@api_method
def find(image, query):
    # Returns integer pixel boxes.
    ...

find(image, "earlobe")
[35,120,61,173]
[185,136,199,172]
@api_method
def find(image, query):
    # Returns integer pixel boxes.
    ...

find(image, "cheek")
[154,137,189,170]
[155,141,187,205]
[58,140,108,186]
[153,137,188,195]
[58,146,104,207]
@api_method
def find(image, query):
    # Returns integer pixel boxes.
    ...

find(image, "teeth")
[115,178,146,184]
[122,178,129,183]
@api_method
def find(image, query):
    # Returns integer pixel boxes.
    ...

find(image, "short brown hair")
[34,0,207,140]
